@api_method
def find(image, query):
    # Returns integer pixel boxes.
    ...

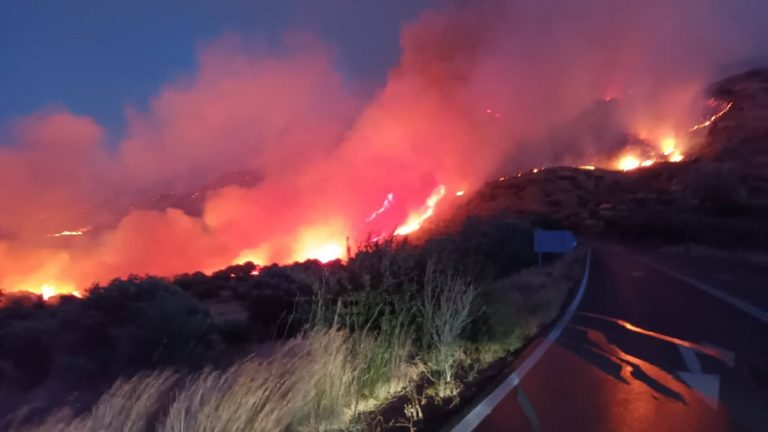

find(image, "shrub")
[420,265,477,397]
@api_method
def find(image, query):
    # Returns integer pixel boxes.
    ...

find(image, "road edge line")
[451,248,592,432]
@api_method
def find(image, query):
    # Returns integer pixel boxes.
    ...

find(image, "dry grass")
[12,249,586,432]
[421,265,477,397]
[77,371,178,432]
[159,330,355,432]
[8,409,74,432]
[11,371,177,432]
[14,331,359,432]
[346,316,419,415]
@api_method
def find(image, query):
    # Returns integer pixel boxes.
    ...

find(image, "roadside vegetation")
[1,215,586,431]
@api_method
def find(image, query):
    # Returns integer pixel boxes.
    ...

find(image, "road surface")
[451,244,768,432]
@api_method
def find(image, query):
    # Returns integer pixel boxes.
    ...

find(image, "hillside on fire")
[3,0,768,430]
[437,68,768,252]
[1,67,767,431]
[1,216,588,431]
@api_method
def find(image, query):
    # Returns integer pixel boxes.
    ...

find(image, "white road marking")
[677,372,720,409]
[643,260,768,325]
[678,346,703,374]
[516,388,542,432]
[451,249,592,432]
[677,344,727,409]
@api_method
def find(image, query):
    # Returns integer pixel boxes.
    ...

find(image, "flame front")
[39,283,81,300]
[689,102,733,132]
[47,227,91,238]
[617,155,643,171]
[298,242,345,264]
[394,185,447,236]
[0,0,750,303]
[30,282,80,300]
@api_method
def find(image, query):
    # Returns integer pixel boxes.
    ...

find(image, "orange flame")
[617,155,643,171]
[689,102,733,132]
[394,185,447,236]
[47,227,91,238]
[299,242,345,263]
[38,283,81,300]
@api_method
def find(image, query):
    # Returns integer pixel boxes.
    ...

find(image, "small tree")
[420,263,477,397]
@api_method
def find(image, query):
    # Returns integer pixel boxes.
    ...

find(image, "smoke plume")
[1,0,766,295]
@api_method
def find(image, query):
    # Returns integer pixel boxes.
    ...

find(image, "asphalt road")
[458,244,768,432]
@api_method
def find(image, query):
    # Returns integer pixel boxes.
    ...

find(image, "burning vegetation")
[0,0,766,302]
[2,0,768,430]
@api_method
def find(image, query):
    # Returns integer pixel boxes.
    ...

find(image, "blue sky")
[0,0,435,134]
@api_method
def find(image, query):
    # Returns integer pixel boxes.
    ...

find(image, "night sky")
[0,0,436,135]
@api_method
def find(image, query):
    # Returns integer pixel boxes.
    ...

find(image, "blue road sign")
[534,229,577,253]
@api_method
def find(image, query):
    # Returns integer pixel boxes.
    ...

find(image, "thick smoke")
[1,0,766,294]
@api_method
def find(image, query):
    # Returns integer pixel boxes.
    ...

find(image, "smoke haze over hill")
[1,0,767,295]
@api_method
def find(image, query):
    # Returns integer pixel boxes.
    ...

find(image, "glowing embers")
[47,226,91,237]
[689,101,734,132]
[484,107,502,119]
[394,185,447,236]
[366,193,395,222]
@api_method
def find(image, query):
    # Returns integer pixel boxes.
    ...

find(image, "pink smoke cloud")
[2,0,767,296]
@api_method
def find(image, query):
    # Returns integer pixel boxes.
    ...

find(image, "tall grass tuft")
[420,263,477,397]
[11,371,178,432]
[75,371,178,432]
[346,295,419,415]
[159,330,355,432]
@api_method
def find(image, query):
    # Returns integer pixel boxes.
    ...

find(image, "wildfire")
[669,152,684,162]
[47,227,91,238]
[38,283,81,300]
[225,184,454,270]
[290,224,348,263]
[689,102,733,132]
[233,246,271,267]
[609,99,731,172]
[612,134,688,172]
[617,155,642,171]
[366,193,395,222]
[394,185,447,236]
[455,190,465,196]
[301,242,345,263]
